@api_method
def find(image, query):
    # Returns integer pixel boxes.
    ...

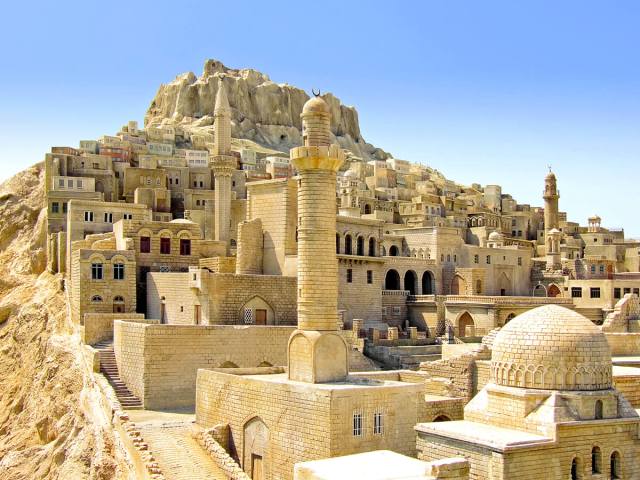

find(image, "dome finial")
[311,88,321,97]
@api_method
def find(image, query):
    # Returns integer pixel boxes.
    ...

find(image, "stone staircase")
[94,340,143,409]
[364,344,442,370]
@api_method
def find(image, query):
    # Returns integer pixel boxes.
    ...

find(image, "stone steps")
[94,340,143,409]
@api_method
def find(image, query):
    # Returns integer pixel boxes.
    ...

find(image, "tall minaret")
[543,168,559,239]
[288,93,348,383]
[543,169,561,270]
[211,78,236,251]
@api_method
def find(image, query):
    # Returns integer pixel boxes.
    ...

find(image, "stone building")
[416,305,640,479]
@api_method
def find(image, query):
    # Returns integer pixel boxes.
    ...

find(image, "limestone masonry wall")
[114,322,294,409]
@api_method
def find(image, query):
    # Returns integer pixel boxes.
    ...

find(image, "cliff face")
[145,59,390,161]
[0,165,131,479]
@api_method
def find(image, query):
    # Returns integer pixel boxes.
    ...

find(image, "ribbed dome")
[491,305,612,391]
[488,231,504,241]
[302,95,330,114]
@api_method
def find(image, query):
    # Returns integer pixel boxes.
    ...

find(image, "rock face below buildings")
[145,58,391,161]
[0,165,131,479]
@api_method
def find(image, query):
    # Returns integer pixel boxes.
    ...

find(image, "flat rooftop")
[415,420,553,451]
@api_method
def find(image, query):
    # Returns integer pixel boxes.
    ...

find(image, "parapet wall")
[114,321,294,409]
[82,313,147,345]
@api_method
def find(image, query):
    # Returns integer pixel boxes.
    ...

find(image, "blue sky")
[1,1,638,236]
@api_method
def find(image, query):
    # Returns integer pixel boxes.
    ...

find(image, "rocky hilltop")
[145,59,390,161]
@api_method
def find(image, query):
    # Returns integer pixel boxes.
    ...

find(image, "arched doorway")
[457,312,474,337]
[243,417,269,480]
[389,245,399,257]
[240,296,274,325]
[385,270,401,290]
[450,275,466,295]
[113,295,125,313]
[404,270,417,295]
[533,284,546,297]
[422,271,434,295]
[548,284,561,298]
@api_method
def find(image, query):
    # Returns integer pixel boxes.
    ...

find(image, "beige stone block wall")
[613,376,640,408]
[196,371,332,480]
[417,435,495,480]
[147,272,198,324]
[338,261,383,325]
[605,333,640,356]
[82,312,146,345]
[381,292,409,328]
[115,322,294,409]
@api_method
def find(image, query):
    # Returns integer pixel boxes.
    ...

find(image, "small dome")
[491,305,612,391]
[488,231,504,241]
[548,228,561,234]
[170,218,194,224]
[545,170,556,180]
[302,95,330,114]
[344,169,358,178]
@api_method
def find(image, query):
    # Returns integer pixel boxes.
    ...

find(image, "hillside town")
[41,74,640,479]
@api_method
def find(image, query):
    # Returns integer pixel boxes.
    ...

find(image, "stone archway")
[404,270,418,295]
[548,284,561,298]
[422,271,434,295]
[533,284,547,297]
[389,245,399,257]
[240,296,275,325]
[457,312,475,337]
[243,416,269,480]
[385,270,401,290]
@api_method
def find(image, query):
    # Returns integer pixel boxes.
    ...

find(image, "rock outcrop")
[0,165,132,479]
[145,59,390,161]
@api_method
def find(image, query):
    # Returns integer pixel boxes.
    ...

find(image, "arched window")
[610,451,621,479]
[345,235,353,255]
[364,204,372,215]
[595,399,603,420]
[336,234,341,254]
[356,236,365,256]
[91,295,103,302]
[368,238,376,257]
[385,270,401,290]
[475,279,482,294]
[389,245,399,257]
[570,457,581,480]
[114,295,124,302]
[591,446,601,474]
[422,271,434,295]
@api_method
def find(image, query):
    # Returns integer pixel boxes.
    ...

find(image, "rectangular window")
[160,237,171,254]
[67,179,73,188]
[62,202,68,214]
[474,254,479,264]
[614,288,621,299]
[374,412,384,435]
[352,412,363,437]
[486,255,491,264]
[123,213,132,220]
[599,265,605,273]
[591,265,596,273]
[367,270,373,284]
[571,287,582,298]
[91,263,103,280]
[113,263,125,280]
[93,162,99,169]
[77,179,83,188]
[624,287,631,295]
[590,287,601,299]
[104,212,113,223]
[180,239,191,256]
[347,269,353,283]
[58,178,64,188]
[634,288,639,296]
[140,236,151,253]
[381,307,388,316]
[84,211,94,222]
[517,257,522,266]
[51,202,59,214]
[392,306,401,315]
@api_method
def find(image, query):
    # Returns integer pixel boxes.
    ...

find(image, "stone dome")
[302,95,330,114]
[545,170,556,180]
[491,305,612,391]
[170,218,194,224]
[488,231,504,242]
